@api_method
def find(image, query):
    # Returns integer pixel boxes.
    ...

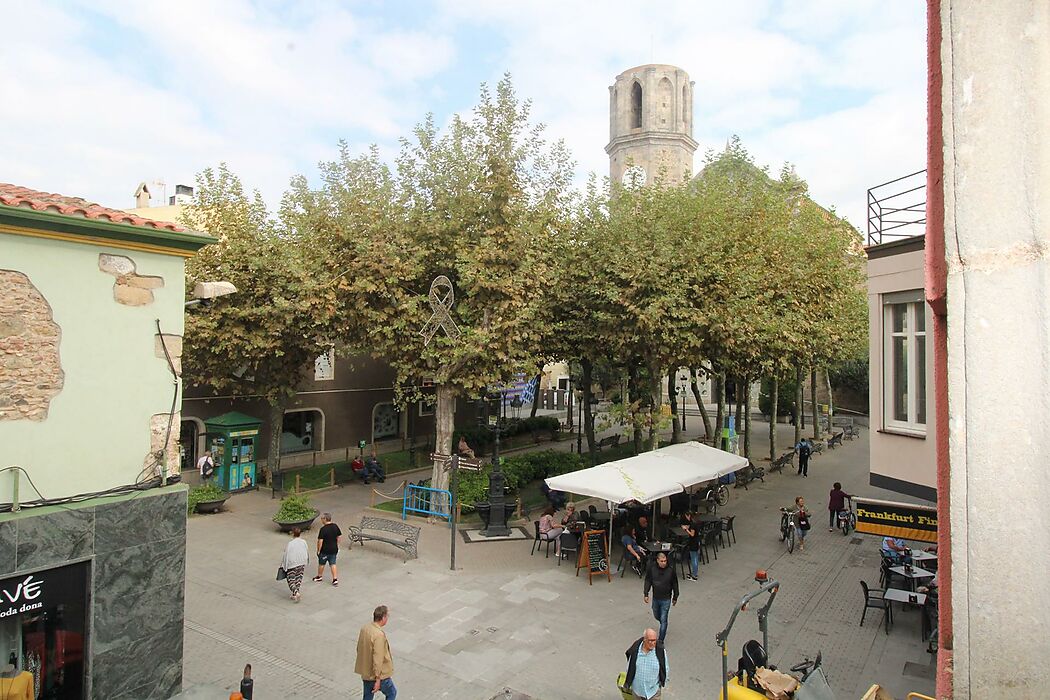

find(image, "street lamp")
[479,391,511,537]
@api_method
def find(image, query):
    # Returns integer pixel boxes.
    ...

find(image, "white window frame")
[882,291,927,436]
[418,400,434,417]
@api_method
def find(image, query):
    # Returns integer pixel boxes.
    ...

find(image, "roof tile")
[0,182,186,232]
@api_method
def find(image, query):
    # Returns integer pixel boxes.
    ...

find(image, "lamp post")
[480,391,511,537]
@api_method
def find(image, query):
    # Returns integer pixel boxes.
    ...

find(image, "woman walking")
[282,527,309,602]
[794,496,812,552]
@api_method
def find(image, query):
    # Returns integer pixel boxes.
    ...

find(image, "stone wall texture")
[98,253,164,306]
[0,270,64,421]
[0,488,187,699]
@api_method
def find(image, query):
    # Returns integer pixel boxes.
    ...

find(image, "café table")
[883,588,928,633]
[890,565,935,590]
[908,549,937,564]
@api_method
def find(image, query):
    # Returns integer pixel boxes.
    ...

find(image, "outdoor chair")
[531,521,554,558]
[700,528,720,564]
[720,516,737,547]
[880,558,905,589]
[860,580,891,633]
[617,548,645,578]
[588,504,597,514]
[557,532,578,567]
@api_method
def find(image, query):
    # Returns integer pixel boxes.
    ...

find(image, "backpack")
[202,458,214,478]
[799,442,811,458]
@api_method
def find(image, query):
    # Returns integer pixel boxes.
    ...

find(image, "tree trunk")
[811,367,820,441]
[690,368,712,441]
[582,358,597,465]
[431,384,456,492]
[628,364,643,454]
[714,372,726,450]
[825,368,835,431]
[647,363,661,452]
[743,379,752,459]
[668,371,681,444]
[794,367,803,446]
[768,376,779,463]
[529,372,542,418]
[734,377,744,437]
[267,396,288,479]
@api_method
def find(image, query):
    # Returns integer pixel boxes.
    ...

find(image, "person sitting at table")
[561,502,579,529]
[637,514,650,538]
[622,525,647,576]
[539,506,564,553]
[881,536,909,563]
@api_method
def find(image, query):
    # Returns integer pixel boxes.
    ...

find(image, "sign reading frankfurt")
[853,497,937,543]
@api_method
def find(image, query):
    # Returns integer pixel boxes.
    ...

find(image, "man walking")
[795,437,812,477]
[197,450,215,483]
[623,628,668,699]
[313,512,341,585]
[643,552,679,643]
[355,605,396,700]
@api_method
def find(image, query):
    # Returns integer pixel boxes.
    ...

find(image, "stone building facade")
[606,64,698,185]
[0,182,212,698]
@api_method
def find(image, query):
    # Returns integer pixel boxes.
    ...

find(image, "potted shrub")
[187,483,229,515]
[272,494,319,532]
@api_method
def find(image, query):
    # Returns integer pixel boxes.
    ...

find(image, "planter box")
[273,511,319,532]
[194,498,228,515]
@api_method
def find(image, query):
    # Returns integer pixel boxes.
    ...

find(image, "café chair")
[860,580,891,634]
[557,532,579,567]
[531,521,555,558]
[700,528,720,564]
[720,516,737,547]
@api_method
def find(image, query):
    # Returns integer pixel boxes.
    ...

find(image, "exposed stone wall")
[98,253,164,306]
[0,270,64,421]
[142,412,181,479]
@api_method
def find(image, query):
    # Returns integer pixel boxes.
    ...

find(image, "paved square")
[182,423,936,699]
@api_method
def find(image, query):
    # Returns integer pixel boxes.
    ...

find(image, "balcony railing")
[867,170,927,246]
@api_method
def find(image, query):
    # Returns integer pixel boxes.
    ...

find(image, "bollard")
[329,468,335,487]
[295,473,301,493]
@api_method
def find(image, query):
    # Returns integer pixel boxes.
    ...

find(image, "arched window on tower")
[682,84,688,123]
[631,82,642,129]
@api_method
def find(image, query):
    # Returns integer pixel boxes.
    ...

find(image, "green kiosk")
[204,411,262,492]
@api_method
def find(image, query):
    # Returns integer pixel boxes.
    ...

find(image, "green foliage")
[455,450,586,508]
[272,494,318,523]
[758,377,800,418]
[186,483,226,514]
[829,358,870,396]
[453,416,562,455]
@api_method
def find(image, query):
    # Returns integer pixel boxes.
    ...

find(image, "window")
[418,400,434,417]
[883,292,927,434]
[630,82,642,129]
[314,348,335,381]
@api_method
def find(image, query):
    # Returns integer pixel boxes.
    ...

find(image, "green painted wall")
[1,233,186,502]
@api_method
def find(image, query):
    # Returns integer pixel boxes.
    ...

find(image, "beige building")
[606,64,698,185]
[866,231,936,501]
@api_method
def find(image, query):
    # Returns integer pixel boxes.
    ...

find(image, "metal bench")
[596,434,621,451]
[770,451,794,474]
[811,440,826,456]
[828,432,844,449]
[347,516,421,560]
[733,463,766,490]
[844,424,861,440]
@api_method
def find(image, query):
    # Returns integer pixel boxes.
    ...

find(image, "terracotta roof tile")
[0,182,186,232]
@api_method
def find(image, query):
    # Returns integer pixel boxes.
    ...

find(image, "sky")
[0,0,927,231]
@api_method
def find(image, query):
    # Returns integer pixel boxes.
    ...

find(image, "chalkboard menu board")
[577,529,611,584]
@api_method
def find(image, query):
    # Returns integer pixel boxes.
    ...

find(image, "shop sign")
[0,574,44,618]
[854,497,937,543]
[229,430,258,438]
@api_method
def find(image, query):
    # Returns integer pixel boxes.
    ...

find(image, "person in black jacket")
[643,552,679,643]
[623,629,668,699]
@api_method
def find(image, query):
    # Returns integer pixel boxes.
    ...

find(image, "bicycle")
[701,482,730,510]
[779,508,798,553]
[837,496,857,536]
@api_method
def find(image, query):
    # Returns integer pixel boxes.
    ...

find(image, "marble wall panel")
[14,506,94,570]
[92,537,186,656]
[94,490,186,555]
[92,621,183,699]
[0,520,14,576]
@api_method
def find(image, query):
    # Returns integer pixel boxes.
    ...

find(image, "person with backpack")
[795,438,812,477]
[197,450,215,483]
[621,628,668,699]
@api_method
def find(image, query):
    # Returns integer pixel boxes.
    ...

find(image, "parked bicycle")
[779,507,798,553]
[837,496,857,536]
[701,482,730,509]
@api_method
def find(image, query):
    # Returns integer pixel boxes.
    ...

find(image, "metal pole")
[577,390,583,454]
[450,454,459,571]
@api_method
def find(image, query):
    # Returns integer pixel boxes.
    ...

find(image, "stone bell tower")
[606,64,698,186]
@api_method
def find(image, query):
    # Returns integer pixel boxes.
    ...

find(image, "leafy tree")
[182,165,341,477]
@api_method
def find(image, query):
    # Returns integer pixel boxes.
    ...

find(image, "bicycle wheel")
[786,525,796,553]
[841,517,850,536]
[715,484,730,507]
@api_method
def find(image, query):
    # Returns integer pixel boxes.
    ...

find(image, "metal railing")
[867,170,927,246]
[402,483,452,524]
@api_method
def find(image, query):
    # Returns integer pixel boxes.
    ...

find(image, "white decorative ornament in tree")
[622,165,647,188]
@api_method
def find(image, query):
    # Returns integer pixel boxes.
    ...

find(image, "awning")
[544,440,748,505]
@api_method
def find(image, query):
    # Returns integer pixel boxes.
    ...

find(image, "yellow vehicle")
[717,576,835,700]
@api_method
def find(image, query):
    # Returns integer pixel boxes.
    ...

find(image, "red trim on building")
[925,1,952,696]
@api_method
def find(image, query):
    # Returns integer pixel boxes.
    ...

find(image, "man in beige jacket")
[355,605,396,699]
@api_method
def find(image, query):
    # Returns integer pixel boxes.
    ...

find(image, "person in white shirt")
[281,528,310,602]
[197,451,215,482]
